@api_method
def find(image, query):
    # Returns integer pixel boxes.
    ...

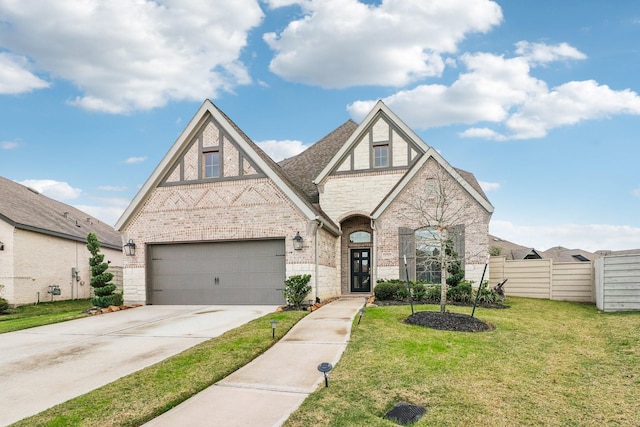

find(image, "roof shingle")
[0,176,121,249]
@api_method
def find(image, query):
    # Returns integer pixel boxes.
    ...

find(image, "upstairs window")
[374,144,389,168]
[204,151,220,178]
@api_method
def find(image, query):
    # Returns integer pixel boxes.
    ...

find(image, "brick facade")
[122,178,341,304]
[118,100,492,304]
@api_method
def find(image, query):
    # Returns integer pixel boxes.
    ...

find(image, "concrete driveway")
[0,305,276,426]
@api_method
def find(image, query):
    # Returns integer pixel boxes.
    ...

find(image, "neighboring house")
[489,234,543,260]
[542,246,596,263]
[0,176,122,306]
[116,100,493,305]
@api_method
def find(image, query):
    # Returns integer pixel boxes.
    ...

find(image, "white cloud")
[19,179,82,200]
[98,185,128,192]
[264,0,502,88]
[633,188,640,197]
[0,1,263,113]
[490,220,640,252]
[348,43,640,140]
[1,140,20,150]
[479,181,500,192]
[257,139,309,161]
[123,156,147,164]
[514,41,587,65]
[0,52,50,94]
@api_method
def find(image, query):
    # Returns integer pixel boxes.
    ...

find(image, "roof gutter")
[314,215,340,236]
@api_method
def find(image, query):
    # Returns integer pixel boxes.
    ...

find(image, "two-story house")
[115,100,493,305]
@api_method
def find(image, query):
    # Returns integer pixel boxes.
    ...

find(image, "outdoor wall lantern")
[123,239,136,256]
[270,319,279,339]
[292,231,303,251]
[0,241,4,251]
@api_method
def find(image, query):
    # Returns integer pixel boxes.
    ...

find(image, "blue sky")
[1,0,639,252]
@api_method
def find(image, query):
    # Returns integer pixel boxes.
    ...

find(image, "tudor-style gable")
[333,111,423,173]
[162,114,263,186]
[116,100,338,234]
[314,100,429,223]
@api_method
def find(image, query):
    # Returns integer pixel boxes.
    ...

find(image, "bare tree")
[399,160,487,313]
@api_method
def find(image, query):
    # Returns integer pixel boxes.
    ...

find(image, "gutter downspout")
[370,218,376,291]
[314,220,323,301]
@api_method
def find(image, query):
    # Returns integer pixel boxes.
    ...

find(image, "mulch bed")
[405,310,494,332]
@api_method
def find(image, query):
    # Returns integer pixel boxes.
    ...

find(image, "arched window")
[349,231,371,244]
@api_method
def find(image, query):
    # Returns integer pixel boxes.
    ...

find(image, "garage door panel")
[149,240,286,305]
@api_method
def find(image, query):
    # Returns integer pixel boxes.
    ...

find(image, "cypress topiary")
[87,232,121,308]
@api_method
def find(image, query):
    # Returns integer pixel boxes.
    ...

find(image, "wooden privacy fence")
[595,254,640,312]
[489,256,594,302]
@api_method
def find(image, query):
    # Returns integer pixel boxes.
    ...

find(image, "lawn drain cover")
[384,402,426,425]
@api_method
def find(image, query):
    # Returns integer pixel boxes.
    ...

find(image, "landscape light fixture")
[317,362,333,387]
[0,241,4,251]
[292,231,303,250]
[270,319,279,339]
[123,239,136,256]
[357,307,366,325]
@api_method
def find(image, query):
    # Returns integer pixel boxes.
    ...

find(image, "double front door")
[350,248,371,293]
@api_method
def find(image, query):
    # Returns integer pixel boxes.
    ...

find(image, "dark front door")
[350,248,371,292]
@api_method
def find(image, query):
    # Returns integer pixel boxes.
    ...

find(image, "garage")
[148,239,286,305]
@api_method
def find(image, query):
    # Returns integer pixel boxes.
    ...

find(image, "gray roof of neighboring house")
[541,246,596,263]
[0,176,121,249]
[488,234,543,260]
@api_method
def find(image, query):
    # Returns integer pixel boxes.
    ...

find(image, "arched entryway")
[340,215,373,295]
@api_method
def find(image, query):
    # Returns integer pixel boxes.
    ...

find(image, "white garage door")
[148,240,286,305]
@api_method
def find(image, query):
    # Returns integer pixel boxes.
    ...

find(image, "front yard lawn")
[284,298,640,426]
[0,299,93,333]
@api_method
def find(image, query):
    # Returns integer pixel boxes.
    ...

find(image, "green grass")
[12,310,307,427]
[284,298,640,427]
[0,299,93,333]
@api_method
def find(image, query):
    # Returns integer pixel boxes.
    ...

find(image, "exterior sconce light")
[123,239,136,256]
[292,231,303,251]
[270,319,279,339]
[317,362,333,387]
[0,241,4,251]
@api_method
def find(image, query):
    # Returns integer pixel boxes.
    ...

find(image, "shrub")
[475,287,500,304]
[283,274,312,308]
[394,284,409,301]
[0,296,9,314]
[447,281,472,303]
[374,282,396,300]
[424,285,442,304]
[411,283,426,302]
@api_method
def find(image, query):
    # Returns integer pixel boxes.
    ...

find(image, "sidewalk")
[144,297,366,427]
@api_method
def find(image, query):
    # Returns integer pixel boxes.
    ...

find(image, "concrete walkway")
[144,297,366,427]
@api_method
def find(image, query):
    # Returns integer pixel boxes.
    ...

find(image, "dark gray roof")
[0,176,121,249]
[455,167,489,204]
[279,120,358,203]
[542,246,596,262]
[489,234,542,260]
